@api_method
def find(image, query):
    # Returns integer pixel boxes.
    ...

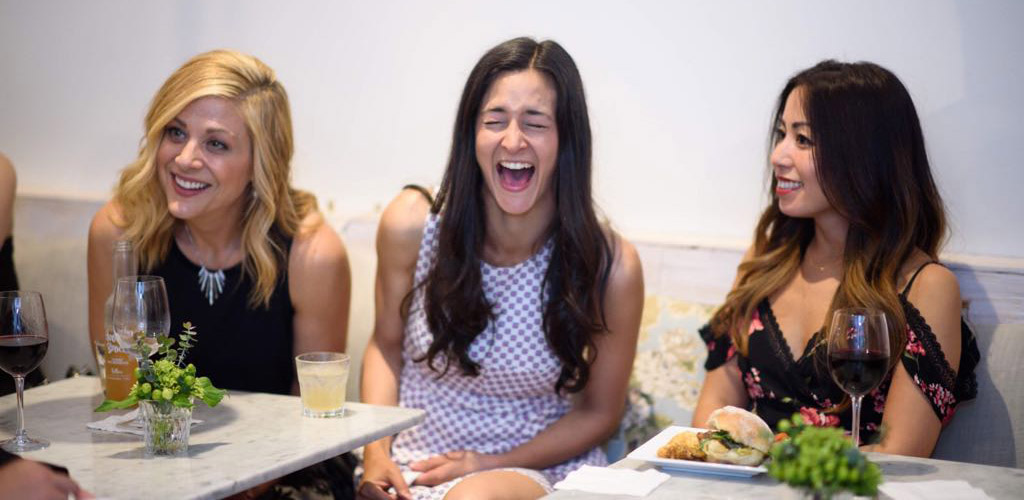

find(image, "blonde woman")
[87,50,352,496]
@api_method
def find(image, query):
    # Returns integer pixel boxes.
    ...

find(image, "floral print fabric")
[701,295,979,445]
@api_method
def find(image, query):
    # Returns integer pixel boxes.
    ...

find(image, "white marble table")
[0,376,424,499]
[546,454,1024,499]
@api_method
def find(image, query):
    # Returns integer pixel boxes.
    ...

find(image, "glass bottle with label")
[103,240,138,400]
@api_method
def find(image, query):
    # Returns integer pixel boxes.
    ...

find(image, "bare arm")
[86,201,126,355]
[0,457,91,500]
[288,212,351,394]
[868,264,963,457]
[692,358,749,427]
[691,244,757,426]
[0,153,15,243]
[359,190,429,499]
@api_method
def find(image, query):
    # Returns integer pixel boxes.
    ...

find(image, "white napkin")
[86,409,203,436]
[553,465,670,497]
[879,480,993,500]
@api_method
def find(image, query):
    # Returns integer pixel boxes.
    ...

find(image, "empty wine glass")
[827,307,891,447]
[0,291,50,452]
[111,275,170,363]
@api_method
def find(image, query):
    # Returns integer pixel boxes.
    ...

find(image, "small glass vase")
[140,399,192,457]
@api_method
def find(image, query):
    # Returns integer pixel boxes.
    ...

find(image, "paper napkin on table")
[553,465,670,496]
[879,480,993,500]
[86,409,203,436]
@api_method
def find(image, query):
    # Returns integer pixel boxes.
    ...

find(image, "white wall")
[1,0,1022,258]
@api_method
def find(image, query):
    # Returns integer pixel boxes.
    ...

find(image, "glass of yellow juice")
[295,352,349,418]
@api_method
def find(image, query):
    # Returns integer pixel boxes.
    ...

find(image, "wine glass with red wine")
[827,307,890,447]
[0,291,50,452]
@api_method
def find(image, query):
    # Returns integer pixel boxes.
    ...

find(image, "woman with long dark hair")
[359,37,643,499]
[693,60,979,456]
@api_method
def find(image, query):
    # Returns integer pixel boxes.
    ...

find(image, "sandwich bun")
[700,406,774,466]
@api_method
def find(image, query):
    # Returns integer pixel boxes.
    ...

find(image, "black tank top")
[0,236,18,292]
[151,239,295,395]
[0,236,45,395]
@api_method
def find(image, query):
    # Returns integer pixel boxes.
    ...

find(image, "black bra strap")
[901,261,939,298]
[402,184,434,204]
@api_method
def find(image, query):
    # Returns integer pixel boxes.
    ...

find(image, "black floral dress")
[701,263,980,445]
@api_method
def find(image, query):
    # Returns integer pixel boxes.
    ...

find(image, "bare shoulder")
[89,200,126,244]
[900,250,961,307]
[289,211,348,272]
[0,152,14,190]
[902,253,962,362]
[604,229,644,299]
[377,189,431,265]
[0,154,15,232]
[905,261,961,312]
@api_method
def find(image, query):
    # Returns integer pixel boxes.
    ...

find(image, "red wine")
[0,336,48,376]
[828,349,888,396]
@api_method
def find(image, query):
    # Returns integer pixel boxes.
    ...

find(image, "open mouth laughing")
[497,161,535,192]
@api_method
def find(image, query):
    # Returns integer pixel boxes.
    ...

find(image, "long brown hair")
[412,37,614,394]
[710,60,947,373]
[114,49,318,308]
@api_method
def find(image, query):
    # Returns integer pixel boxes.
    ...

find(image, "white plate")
[627,426,768,478]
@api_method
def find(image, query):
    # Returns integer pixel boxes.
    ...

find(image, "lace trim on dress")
[898,261,979,402]
[899,296,959,392]
[759,301,800,370]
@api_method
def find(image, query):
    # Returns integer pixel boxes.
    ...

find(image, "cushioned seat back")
[606,295,716,460]
[932,323,1024,468]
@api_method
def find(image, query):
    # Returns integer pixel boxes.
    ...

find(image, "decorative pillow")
[606,295,718,460]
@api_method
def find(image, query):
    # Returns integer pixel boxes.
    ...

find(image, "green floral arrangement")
[768,414,883,499]
[95,322,225,412]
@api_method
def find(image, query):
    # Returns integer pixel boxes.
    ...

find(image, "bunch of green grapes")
[768,415,882,498]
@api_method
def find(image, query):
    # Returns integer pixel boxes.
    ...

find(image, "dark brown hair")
[710,60,947,374]
[412,37,613,394]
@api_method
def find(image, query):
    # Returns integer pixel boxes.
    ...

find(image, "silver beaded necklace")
[184,225,226,306]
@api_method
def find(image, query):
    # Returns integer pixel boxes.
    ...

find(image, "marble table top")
[545,454,1024,499]
[0,376,425,499]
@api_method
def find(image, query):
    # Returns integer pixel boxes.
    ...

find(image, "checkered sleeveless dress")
[390,214,606,499]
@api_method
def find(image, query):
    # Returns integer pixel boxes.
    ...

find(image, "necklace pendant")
[197,266,226,305]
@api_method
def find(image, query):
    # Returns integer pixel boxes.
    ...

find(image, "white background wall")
[1,0,1022,258]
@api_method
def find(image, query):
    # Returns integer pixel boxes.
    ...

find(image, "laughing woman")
[87,50,352,497]
[693,60,979,457]
[358,38,643,500]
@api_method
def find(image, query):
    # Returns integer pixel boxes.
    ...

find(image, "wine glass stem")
[14,375,26,439]
[851,394,863,447]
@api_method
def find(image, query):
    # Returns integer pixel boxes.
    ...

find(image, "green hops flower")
[94,321,225,414]
[768,414,881,497]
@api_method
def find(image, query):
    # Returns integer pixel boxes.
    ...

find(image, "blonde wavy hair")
[114,49,318,308]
